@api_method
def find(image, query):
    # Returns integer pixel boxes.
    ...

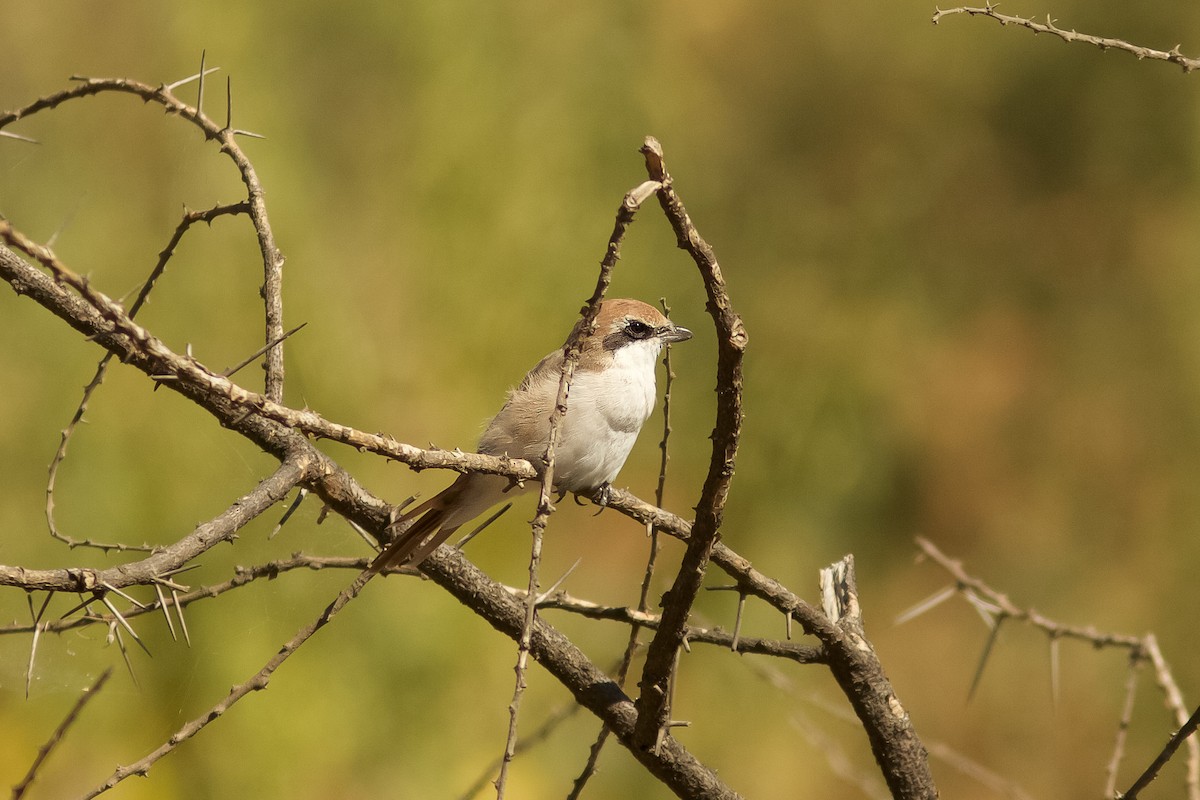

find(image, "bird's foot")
[591,483,613,515]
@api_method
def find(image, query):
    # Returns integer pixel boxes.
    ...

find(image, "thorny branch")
[495,176,657,797]
[44,201,251,553]
[633,136,748,754]
[0,188,739,800]
[910,537,1198,800]
[932,4,1200,73]
[12,668,112,800]
[569,297,680,798]
[0,67,287,399]
[0,457,308,592]
[0,72,944,799]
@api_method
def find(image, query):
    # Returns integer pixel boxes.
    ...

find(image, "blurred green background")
[3,2,1200,798]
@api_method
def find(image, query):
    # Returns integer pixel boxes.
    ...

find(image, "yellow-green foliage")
[2,3,1199,798]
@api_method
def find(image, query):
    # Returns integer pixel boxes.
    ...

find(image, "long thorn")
[894,584,957,626]
[967,616,1004,702]
[221,322,308,378]
[196,50,207,119]
[101,581,148,610]
[536,558,583,604]
[0,129,40,144]
[99,594,150,655]
[26,623,43,698]
[453,503,512,552]
[731,592,747,652]
[269,488,307,539]
[154,583,178,642]
[113,626,140,688]
[173,588,191,646]
[164,66,220,92]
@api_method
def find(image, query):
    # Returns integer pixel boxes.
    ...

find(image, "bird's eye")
[625,319,653,339]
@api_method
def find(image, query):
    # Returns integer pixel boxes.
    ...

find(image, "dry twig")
[911,536,1198,799]
[12,669,112,800]
[633,136,749,755]
[494,163,660,799]
[569,296,681,797]
[932,5,1200,73]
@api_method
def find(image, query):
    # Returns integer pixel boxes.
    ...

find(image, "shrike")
[381,298,692,567]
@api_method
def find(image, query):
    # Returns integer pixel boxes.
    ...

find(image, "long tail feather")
[370,472,516,572]
[372,500,453,572]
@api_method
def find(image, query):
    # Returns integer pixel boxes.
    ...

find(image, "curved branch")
[1,74,286,398]
[634,137,749,750]
[0,456,307,592]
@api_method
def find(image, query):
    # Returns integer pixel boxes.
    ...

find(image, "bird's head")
[575,298,692,370]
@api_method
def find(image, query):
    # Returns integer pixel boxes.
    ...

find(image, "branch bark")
[0,457,307,592]
[633,137,749,751]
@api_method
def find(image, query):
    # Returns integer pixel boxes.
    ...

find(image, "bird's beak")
[661,325,693,343]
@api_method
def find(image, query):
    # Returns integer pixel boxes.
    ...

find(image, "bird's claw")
[591,483,613,515]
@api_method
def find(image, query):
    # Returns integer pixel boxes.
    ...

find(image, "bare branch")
[78,565,380,799]
[529,588,823,664]
[12,668,112,800]
[914,537,1199,798]
[0,456,309,593]
[914,537,1145,650]
[1122,705,1200,799]
[0,74,287,398]
[45,201,251,553]
[1108,652,1145,798]
[932,5,1200,73]
[634,136,748,753]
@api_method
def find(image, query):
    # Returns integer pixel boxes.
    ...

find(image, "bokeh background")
[3,2,1200,798]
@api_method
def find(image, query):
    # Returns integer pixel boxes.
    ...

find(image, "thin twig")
[1121,705,1200,799]
[1107,652,1145,797]
[569,297,680,798]
[78,563,382,799]
[526,588,822,663]
[12,668,112,800]
[932,4,1200,73]
[634,136,748,752]
[44,200,249,552]
[4,457,310,593]
[0,554,411,638]
[914,536,1198,799]
[495,160,656,799]
[0,72,286,399]
[459,702,585,800]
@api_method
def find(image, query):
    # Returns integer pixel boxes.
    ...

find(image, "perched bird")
[380,298,692,568]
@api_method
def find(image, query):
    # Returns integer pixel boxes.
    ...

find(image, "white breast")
[554,340,660,491]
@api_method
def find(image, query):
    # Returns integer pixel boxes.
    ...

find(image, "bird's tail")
[370,473,511,572]
[371,492,463,573]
